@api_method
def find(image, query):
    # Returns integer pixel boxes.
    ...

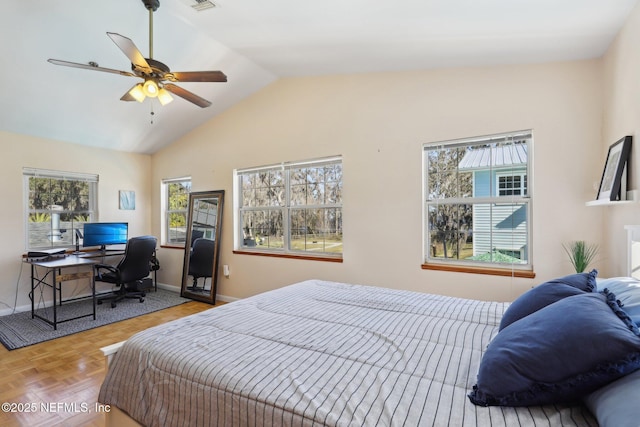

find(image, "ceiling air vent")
[181,0,217,11]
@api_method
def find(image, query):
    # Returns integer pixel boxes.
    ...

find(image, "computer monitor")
[83,222,128,251]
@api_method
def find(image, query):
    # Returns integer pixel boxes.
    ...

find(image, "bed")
[98,276,640,426]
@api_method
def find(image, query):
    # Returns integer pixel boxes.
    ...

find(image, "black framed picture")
[597,136,632,201]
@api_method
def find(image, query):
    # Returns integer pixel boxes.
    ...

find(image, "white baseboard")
[156,283,181,292]
[0,303,31,317]
[157,283,238,303]
[216,294,239,303]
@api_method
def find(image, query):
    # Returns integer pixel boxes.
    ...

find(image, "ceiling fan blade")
[164,83,212,108]
[169,71,228,83]
[48,59,136,77]
[107,32,152,73]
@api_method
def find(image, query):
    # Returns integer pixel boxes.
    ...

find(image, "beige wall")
[4,20,631,309]
[601,3,640,276]
[152,60,605,302]
[0,131,151,313]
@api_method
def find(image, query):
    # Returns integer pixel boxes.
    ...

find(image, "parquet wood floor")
[0,300,218,427]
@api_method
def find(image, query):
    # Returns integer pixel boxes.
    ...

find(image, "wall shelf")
[586,199,635,206]
[586,190,636,206]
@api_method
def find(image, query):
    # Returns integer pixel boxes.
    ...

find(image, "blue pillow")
[551,269,599,291]
[499,269,597,330]
[597,277,640,326]
[469,291,640,407]
[584,369,640,427]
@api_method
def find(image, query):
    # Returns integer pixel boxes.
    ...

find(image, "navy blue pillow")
[551,269,599,291]
[469,291,640,407]
[499,269,597,330]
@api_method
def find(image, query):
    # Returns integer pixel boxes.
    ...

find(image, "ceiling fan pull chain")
[150,103,155,125]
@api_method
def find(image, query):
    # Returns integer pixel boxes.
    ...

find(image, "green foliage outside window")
[29,177,90,212]
[238,158,343,256]
[29,212,51,223]
[165,180,191,244]
[25,173,96,249]
[168,182,190,227]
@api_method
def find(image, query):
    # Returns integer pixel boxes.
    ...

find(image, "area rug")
[0,289,190,350]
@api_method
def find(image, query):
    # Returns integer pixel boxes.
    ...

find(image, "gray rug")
[0,289,190,350]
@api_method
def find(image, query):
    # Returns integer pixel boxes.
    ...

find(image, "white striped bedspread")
[98,279,597,426]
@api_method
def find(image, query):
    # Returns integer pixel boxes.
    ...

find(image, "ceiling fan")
[48,0,227,108]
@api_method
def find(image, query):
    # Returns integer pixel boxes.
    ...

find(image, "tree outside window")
[24,169,97,249]
[424,131,532,272]
[164,178,191,244]
[236,157,343,258]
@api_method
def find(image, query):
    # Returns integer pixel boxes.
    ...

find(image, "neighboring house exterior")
[458,142,528,261]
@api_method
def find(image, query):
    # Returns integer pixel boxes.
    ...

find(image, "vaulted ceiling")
[1,0,637,154]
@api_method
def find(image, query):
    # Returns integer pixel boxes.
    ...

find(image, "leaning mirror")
[181,190,224,304]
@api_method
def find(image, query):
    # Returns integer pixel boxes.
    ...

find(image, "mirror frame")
[180,190,224,304]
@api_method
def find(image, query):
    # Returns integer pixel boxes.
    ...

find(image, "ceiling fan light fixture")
[157,88,174,106]
[129,84,146,102]
[142,79,159,97]
[47,0,225,109]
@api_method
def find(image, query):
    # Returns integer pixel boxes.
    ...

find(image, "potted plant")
[563,240,599,273]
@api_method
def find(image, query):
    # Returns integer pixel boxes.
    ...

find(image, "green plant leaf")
[563,240,598,273]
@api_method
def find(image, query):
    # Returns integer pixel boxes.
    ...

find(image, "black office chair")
[187,238,215,292]
[149,254,160,291]
[190,229,204,248]
[96,235,157,308]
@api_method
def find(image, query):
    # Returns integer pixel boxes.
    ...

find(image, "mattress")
[98,279,597,426]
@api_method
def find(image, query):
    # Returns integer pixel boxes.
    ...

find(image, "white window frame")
[161,177,191,246]
[497,172,527,196]
[24,168,98,250]
[234,156,343,260]
[422,131,533,274]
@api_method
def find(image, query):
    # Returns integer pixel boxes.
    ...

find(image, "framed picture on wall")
[119,190,136,210]
[597,135,632,201]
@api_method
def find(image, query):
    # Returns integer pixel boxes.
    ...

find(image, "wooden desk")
[27,255,97,330]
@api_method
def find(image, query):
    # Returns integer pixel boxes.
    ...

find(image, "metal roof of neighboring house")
[458,143,528,170]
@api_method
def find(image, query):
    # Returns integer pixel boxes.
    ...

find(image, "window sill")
[422,263,536,278]
[233,250,343,263]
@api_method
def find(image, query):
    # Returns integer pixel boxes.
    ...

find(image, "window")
[162,177,191,245]
[235,156,343,259]
[423,131,533,275]
[498,173,527,196]
[24,168,98,250]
